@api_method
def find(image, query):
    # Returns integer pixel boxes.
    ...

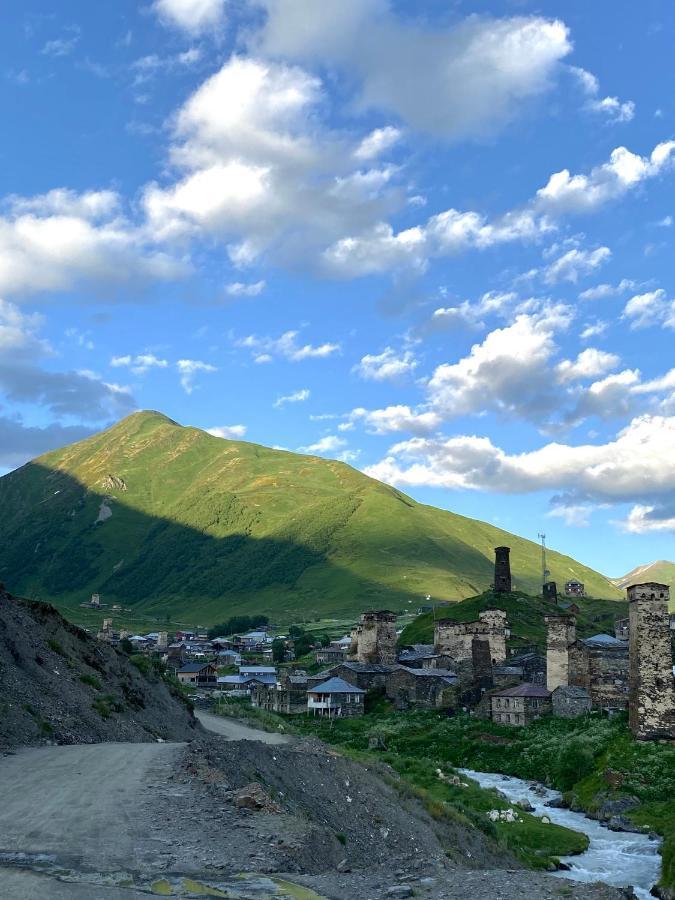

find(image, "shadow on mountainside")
[0,462,496,623]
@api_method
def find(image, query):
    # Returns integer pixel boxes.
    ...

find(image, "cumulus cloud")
[236,330,340,363]
[207,424,247,439]
[274,388,310,408]
[535,142,675,215]
[297,434,346,454]
[153,0,226,34]
[253,3,571,138]
[571,66,635,124]
[0,188,186,299]
[176,358,216,393]
[579,279,638,301]
[623,289,675,330]
[354,127,402,161]
[543,246,611,284]
[353,347,417,381]
[421,291,518,333]
[555,348,620,383]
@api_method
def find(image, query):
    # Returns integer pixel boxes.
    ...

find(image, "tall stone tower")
[354,610,397,665]
[494,547,512,593]
[628,583,675,740]
[543,581,557,602]
[544,614,576,691]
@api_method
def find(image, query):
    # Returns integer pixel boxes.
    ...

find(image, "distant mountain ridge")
[0,411,622,623]
[611,560,675,590]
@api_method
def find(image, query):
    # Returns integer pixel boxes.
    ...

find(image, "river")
[460,769,661,899]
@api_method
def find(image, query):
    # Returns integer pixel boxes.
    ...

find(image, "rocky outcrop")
[0,585,199,749]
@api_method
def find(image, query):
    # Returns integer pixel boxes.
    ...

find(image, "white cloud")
[153,0,226,34]
[353,347,417,381]
[623,289,675,330]
[621,504,675,534]
[421,291,518,333]
[176,358,217,393]
[0,188,186,298]
[207,424,247,439]
[364,414,675,509]
[110,353,169,375]
[579,279,638,301]
[579,321,608,340]
[237,330,340,362]
[571,66,635,123]
[254,3,572,138]
[274,388,310,408]
[354,127,402,161]
[555,348,620,383]
[547,504,596,528]
[298,434,346,455]
[543,246,611,284]
[535,142,675,214]
[225,280,266,297]
[41,27,81,58]
[350,405,442,435]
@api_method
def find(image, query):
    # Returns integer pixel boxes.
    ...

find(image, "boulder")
[232,782,281,813]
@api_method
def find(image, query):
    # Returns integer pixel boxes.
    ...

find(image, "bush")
[79,673,102,690]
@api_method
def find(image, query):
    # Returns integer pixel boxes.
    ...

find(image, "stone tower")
[494,547,512,593]
[628,583,675,740]
[545,614,576,691]
[471,637,494,690]
[543,581,557,602]
[354,610,397,665]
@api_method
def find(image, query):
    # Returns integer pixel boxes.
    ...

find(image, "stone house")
[564,580,585,597]
[307,677,365,717]
[508,651,546,685]
[251,671,309,714]
[552,685,592,718]
[350,611,397,665]
[314,647,346,666]
[386,666,458,709]
[491,683,552,726]
[324,661,394,692]
[569,634,629,710]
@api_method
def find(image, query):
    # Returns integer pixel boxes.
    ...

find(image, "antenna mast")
[538,533,550,590]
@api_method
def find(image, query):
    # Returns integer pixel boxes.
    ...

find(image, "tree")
[272,638,286,663]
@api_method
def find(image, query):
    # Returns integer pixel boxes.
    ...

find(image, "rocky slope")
[0,411,621,625]
[0,585,199,749]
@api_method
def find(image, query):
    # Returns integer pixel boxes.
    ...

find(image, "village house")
[218,665,277,692]
[386,666,458,709]
[307,677,365,717]
[551,685,592,718]
[564,580,585,598]
[176,662,217,687]
[569,634,629,710]
[397,644,444,668]
[314,646,346,666]
[323,661,394,692]
[434,608,508,665]
[491,683,552,727]
[350,610,398,665]
[251,671,309,714]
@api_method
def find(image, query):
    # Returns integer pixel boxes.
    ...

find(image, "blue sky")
[2,0,675,577]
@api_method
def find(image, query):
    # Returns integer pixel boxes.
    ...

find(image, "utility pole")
[537,533,550,592]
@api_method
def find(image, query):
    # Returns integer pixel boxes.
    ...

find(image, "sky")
[2,0,675,578]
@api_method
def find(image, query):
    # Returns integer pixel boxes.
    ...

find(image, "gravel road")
[196,709,293,743]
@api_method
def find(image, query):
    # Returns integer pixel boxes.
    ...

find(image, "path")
[196,709,293,744]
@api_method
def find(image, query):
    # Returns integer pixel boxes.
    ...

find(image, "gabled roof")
[394,665,457,680]
[307,677,365,695]
[339,662,393,674]
[179,663,214,673]
[239,666,276,673]
[493,682,551,698]
[582,633,626,648]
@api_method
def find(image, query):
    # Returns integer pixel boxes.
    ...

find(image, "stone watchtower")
[354,610,397,665]
[544,614,576,691]
[628,583,675,740]
[494,547,512,593]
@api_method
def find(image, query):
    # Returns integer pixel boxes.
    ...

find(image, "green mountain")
[611,560,675,590]
[0,411,622,625]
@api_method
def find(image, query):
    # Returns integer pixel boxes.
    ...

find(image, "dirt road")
[196,709,292,743]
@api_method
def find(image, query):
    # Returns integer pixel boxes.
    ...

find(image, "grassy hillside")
[612,560,675,589]
[399,590,628,650]
[0,411,622,626]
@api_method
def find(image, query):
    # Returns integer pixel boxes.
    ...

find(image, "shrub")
[79,673,102,690]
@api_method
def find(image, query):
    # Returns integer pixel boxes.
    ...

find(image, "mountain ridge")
[611,559,675,590]
[0,411,622,623]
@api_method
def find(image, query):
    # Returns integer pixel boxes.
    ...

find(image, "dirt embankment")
[0,586,199,748]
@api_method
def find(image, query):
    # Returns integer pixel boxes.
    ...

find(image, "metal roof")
[307,677,365,695]
[178,663,214,673]
[582,633,626,647]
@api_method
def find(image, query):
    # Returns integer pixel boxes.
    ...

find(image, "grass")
[293,708,675,891]
[79,673,102,690]
[0,410,622,626]
[212,696,296,735]
[92,693,124,719]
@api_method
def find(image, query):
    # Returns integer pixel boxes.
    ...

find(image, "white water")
[460,769,661,899]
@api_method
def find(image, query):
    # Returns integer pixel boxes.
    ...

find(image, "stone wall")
[628,582,675,740]
[552,686,591,718]
[351,611,397,665]
[544,615,576,691]
[569,643,628,710]
[434,609,507,664]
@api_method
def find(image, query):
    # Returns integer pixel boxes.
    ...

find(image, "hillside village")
[90,547,675,741]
